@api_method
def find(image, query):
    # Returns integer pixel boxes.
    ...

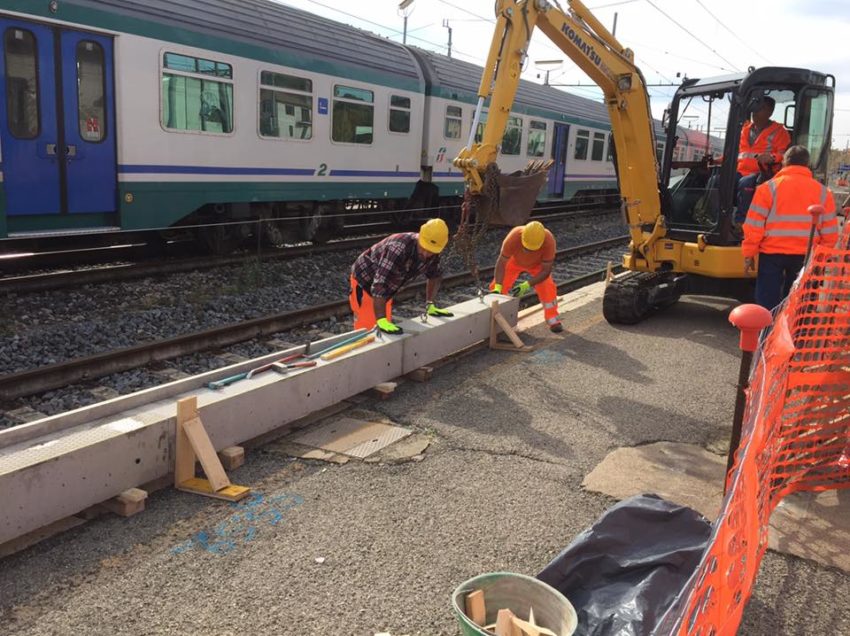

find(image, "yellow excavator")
[454,0,835,324]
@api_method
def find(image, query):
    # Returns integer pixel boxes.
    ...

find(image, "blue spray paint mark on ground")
[528,349,567,365]
[171,492,303,556]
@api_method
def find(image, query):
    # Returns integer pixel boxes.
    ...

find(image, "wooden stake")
[174,397,250,502]
[489,300,532,352]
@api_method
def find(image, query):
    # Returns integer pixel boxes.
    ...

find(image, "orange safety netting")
[657,221,850,636]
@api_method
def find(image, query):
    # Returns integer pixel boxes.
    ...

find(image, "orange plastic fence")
[657,221,850,636]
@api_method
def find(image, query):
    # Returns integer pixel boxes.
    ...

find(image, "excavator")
[454,0,835,324]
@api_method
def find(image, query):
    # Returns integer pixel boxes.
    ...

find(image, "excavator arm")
[453,0,663,263]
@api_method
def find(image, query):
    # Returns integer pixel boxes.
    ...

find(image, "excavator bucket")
[479,161,552,227]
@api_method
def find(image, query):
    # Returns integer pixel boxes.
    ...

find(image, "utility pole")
[443,19,453,58]
[398,0,414,45]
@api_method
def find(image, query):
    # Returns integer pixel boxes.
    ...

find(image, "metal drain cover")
[290,417,412,459]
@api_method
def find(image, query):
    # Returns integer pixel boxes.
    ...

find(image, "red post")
[726,304,774,492]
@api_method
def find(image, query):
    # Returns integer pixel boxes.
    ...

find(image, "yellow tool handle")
[320,334,375,361]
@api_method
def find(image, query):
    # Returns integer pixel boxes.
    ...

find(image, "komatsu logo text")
[561,24,602,67]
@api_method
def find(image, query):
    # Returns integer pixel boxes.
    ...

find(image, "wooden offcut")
[218,446,245,471]
[99,488,148,517]
[174,397,250,502]
[465,589,486,626]
[407,366,434,382]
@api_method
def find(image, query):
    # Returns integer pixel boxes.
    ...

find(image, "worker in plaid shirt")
[349,219,453,334]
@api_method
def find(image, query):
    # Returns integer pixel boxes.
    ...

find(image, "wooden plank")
[182,416,230,492]
[175,397,198,487]
[464,589,486,626]
[406,366,434,383]
[494,311,525,348]
[495,608,520,636]
[0,516,86,559]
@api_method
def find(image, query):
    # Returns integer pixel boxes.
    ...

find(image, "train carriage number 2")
[316,163,328,176]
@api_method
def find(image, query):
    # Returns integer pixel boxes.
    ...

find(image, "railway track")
[0,236,627,403]
[0,204,618,293]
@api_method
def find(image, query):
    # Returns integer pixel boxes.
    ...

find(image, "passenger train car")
[0,0,717,249]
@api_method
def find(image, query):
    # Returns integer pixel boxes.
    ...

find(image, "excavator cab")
[660,68,835,247]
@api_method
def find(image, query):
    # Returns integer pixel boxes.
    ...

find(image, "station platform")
[1,286,849,635]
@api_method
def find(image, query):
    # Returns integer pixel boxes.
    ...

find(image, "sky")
[274,0,850,148]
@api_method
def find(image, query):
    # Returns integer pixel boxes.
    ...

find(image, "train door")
[0,18,116,220]
[548,123,569,197]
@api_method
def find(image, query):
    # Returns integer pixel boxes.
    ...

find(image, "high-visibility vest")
[742,165,840,257]
[737,121,791,176]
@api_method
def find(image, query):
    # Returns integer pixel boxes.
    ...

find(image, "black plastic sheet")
[537,494,712,636]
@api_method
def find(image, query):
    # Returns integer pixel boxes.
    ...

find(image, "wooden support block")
[490,300,532,352]
[407,366,434,383]
[100,488,148,518]
[218,446,245,471]
[0,516,86,559]
[465,589,486,626]
[372,381,397,400]
[175,397,251,502]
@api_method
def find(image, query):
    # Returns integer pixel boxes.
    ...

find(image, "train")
[0,0,719,251]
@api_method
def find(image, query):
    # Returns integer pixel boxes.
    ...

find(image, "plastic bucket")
[451,571,578,636]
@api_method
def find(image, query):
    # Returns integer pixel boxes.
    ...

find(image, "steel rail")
[0,236,627,401]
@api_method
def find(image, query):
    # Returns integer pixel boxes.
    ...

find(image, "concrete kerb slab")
[583,441,850,574]
[0,295,518,547]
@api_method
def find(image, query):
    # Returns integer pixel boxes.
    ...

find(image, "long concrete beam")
[0,295,519,546]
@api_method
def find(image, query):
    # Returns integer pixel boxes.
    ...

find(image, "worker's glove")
[376,317,404,335]
[510,281,532,297]
[492,283,503,294]
[426,302,453,317]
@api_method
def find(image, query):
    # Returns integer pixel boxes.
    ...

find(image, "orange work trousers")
[491,260,560,326]
[349,275,393,329]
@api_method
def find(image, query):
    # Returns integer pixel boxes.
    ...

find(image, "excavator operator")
[735,96,791,223]
[490,221,563,333]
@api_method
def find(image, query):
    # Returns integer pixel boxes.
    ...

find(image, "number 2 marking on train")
[316,163,328,176]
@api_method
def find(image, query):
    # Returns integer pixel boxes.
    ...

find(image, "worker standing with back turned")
[743,145,839,310]
[491,221,563,333]
[349,219,453,334]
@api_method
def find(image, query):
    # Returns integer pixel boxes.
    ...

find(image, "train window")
[332,85,373,144]
[591,131,605,161]
[259,71,313,140]
[4,28,40,139]
[501,116,522,155]
[161,52,234,134]
[444,105,462,139]
[389,95,411,134]
[76,41,106,143]
[527,120,546,157]
[164,53,232,78]
[574,129,589,160]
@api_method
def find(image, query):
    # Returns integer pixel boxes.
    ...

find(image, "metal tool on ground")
[272,360,317,374]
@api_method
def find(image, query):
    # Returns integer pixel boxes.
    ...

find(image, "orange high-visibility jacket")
[742,165,839,258]
[737,121,790,176]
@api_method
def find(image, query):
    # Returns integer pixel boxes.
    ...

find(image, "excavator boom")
[453,0,661,257]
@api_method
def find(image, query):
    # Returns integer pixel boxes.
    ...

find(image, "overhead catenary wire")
[693,0,773,66]
[642,0,741,72]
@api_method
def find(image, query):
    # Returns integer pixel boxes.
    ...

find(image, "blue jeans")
[755,253,805,310]
[735,173,760,224]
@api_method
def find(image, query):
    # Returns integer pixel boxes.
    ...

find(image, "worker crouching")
[349,218,453,334]
[490,221,563,333]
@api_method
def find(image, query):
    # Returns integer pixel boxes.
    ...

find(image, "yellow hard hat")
[419,218,449,254]
[521,221,546,251]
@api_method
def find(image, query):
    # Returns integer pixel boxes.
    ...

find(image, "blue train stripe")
[118,164,315,176]
[328,169,420,177]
